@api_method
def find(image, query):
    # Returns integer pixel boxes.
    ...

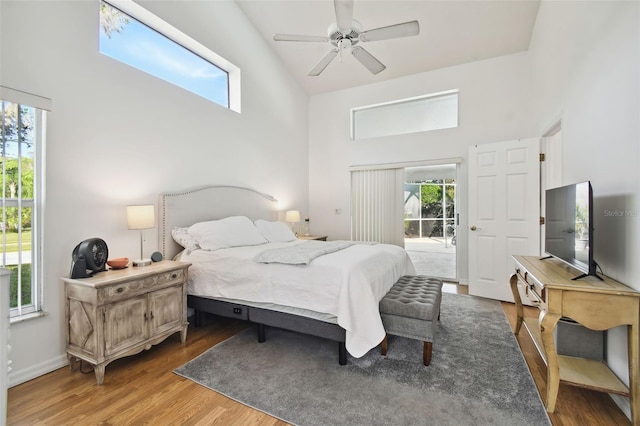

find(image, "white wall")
[308,52,534,283]
[529,0,640,398]
[0,0,308,385]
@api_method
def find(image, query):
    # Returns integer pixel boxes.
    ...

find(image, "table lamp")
[285,210,301,234]
[127,204,155,267]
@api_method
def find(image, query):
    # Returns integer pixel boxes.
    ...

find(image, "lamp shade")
[285,210,301,223]
[126,205,155,230]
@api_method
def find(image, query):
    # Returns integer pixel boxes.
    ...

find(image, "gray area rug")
[175,293,550,425]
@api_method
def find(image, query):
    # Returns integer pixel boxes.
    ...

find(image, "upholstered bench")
[379,275,443,365]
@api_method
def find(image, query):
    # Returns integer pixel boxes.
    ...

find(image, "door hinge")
[539,153,545,162]
[540,217,545,225]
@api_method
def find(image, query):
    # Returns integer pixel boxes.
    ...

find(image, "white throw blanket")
[253,240,354,265]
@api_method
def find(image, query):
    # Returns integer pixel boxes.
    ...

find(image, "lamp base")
[133,258,152,267]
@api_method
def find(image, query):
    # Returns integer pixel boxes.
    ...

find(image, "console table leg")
[509,273,524,335]
[628,323,640,425]
[540,310,561,412]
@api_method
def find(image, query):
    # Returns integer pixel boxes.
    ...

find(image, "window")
[404,179,456,246]
[99,0,240,111]
[0,87,48,320]
[351,90,458,140]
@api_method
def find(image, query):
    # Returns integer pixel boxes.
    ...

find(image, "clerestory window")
[99,0,240,111]
[351,90,458,140]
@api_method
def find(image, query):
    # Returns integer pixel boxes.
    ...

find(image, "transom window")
[99,0,240,111]
[351,90,458,140]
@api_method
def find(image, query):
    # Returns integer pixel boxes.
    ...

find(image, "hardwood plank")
[7,293,630,425]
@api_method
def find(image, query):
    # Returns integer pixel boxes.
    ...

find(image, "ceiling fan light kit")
[273,0,419,76]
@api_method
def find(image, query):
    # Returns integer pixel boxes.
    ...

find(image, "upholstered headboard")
[158,185,278,260]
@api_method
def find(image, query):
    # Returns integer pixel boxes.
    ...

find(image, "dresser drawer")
[101,269,185,303]
[516,266,546,307]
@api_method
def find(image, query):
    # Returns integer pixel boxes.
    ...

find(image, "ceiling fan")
[273,0,420,76]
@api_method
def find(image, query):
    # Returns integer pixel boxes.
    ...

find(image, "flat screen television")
[544,181,599,280]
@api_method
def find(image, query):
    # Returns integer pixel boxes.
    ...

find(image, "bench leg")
[381,334,388,356]
[423,341,433,366]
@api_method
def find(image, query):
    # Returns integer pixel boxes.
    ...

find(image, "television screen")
[544,181,596,279]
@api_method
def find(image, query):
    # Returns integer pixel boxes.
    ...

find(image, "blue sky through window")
[99,3,229,108]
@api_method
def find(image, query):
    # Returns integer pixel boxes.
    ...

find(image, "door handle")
[470,225,477,231]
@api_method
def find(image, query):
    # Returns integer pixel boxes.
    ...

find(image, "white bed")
[159,185,416,362]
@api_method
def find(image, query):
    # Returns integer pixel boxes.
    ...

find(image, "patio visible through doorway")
[404,165,456,280]
[405,238,456,280]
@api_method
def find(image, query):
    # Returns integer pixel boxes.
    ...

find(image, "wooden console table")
[510,255,639,424]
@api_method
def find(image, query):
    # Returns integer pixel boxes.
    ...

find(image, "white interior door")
[468,139,540,301]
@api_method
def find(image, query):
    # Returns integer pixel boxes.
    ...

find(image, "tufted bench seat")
[379,275,443,365]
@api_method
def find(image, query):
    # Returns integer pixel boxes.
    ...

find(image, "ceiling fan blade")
[273,34,329,42]
[334,0,354,34]
[308,50,339,76]
[359,20,420,42]
[351,46,386,75]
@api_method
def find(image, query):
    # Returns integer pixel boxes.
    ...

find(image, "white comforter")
[178,240,416,357]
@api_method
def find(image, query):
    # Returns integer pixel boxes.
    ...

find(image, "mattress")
[178,240,416,357]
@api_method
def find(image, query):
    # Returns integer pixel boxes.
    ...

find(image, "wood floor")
[7,287,631,425]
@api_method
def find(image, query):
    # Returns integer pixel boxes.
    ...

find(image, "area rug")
[175,293,550,425]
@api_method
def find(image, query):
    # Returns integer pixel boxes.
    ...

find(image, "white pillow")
[188,216,267,251]
[171,227,200,253]
[255,219,297,243]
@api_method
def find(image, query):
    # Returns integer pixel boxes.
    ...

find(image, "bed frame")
[159,185,347,364]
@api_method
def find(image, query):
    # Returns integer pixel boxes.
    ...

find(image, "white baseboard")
[8,354,67,387]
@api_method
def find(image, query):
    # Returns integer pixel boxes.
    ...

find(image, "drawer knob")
[172,273,178,279]
[116,287,124,293]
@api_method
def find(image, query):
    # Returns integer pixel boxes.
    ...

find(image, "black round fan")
[70,238,109,278]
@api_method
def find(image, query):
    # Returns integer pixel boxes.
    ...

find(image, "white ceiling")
[235,0,541,95]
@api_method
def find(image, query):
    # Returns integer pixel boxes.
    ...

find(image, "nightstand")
[62,260,190,385]
[297,235,328,241]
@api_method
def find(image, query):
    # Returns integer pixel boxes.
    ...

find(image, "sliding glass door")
[404,165,457,280]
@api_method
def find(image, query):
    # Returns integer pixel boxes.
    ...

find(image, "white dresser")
[1,268,11,426]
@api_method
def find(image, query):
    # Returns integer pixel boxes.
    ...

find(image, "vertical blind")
[350,168,405,246]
